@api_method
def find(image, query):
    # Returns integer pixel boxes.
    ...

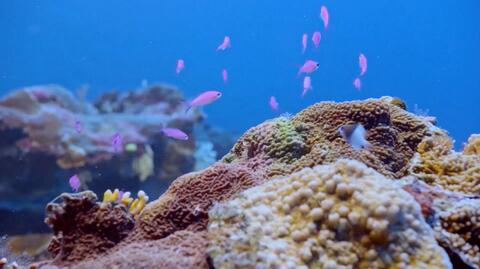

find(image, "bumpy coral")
[410,133,480,195]
[208,160,451,269]
[227,97,444,179]
[403,179,480,269]
[44,191,135,262]
[33,231,209,269]
[132,162,264,241]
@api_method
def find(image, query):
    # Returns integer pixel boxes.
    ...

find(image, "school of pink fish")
[65,4,373,191]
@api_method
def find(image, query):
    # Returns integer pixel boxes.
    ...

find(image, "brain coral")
[226,97,444,179]
[132,162,264,241]
[208,159,452,269]
[409,133,480,195]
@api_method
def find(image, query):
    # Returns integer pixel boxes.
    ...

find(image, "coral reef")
[0,84,201,234]
[226,96,445,179]
[20,96,478,268]
[208,160,452,269]
[409,133,480,195]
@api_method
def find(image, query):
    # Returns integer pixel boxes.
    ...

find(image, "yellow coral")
[410,134,480,194]
[102,189,120,203]
[208,160,451,269]
[129,190,149,217]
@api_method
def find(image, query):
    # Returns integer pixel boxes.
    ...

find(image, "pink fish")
[301,33,308,54]
[353,77,362,90]
[186,90,222,112]
[117,190,124,203]
[176,59,185,74]
[320,6,329,29]
[112,132,122,153]
[312,31,321,48]
[69,174,81,192]
[302,76,312,97]
[217,36,231,51]
[297,60,319,76]
[222,69,228,83]
[74,120,82,134]
[359,53,367,76]
[161,127,189,140]
[269,96,279,112]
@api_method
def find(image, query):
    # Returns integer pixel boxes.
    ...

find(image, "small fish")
[312,31,321,48]
[269,96,279,111]
[74,120,82,134]
[161,127,189,140]
[359,53,367,76]
[186,91,222,112]
[338,123,371,150]
[353,77,362,90]
[320,6,329,29]
[176,59,185,74]
[298,60,319,76]
[217,36,231,51]
[301,33,308,54]
[112,132,122,153]
[69,174,81,192]
[302,76,312,97]
[222,68,228,83]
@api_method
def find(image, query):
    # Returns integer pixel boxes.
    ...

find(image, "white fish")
[338,123,371,150]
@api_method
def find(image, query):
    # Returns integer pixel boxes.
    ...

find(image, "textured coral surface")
[21,97,478,269]
[226,97,443,179]
[410,133,480,195]
[208,160,451,269]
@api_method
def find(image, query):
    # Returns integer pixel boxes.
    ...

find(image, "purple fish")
[269,96,279,112]
[161,127,189,140]
[222,69,228,83]
[112,132,122,153]
[176,59,185,75]
[186,91,222,112]
[359,53,367,76]
[69,174,81,192]
[320,6,329,29]
[74,120,82,134]
[353,77,362,90]
[301,33,308,54]
[312,31,321,48]
[217,36,231,51]
[302,76,312,97]
[297,60,319,76]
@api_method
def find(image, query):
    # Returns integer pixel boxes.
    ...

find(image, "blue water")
[1,1,479,145]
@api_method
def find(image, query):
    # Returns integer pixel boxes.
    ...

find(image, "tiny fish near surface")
[217,36,231,51]
[176,59,185,74]
[161,127,189,141]
[269,96,279,111]
[74,120,82,134]
[312,31,321,48]
[320,6,329,29]
[298,60,319,76]
[69,174,81,192]
[186,90,222,112]
[338,123,371,150]
[359,53,367,76]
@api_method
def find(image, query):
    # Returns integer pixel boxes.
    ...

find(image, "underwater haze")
[1,1,479,144]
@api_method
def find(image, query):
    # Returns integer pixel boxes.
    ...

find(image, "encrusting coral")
[208,159,452,269]
[409,133,480,195]
[226,96,445,179]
